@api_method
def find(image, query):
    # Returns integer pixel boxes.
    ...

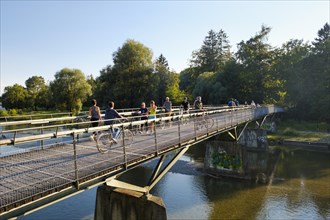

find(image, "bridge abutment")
[204,128,277,183]
[238,128,268,150]
[95,185,167,220]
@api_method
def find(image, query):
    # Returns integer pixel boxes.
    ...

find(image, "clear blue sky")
[1,1,329,95]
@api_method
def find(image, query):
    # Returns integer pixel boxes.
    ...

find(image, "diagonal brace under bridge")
[105,146,190,195]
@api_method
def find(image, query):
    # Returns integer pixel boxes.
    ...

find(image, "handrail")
[0,112,72,121]
[0,106,236,128]
[0,106,246,134]
[0,105,283,147]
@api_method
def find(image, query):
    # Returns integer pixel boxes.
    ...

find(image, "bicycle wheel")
[119,129,133,147]
[96,133,113,154]
[180,115,190,125]
[194,117,203,130]
[204,116,214,129]
[158,120,165,129]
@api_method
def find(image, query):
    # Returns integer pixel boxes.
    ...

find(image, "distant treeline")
[1,23,329,124]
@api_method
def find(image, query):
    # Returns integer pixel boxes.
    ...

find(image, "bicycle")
[179,108,190,125]
[195,111,214,130]
[96,124,133,154]
[159,107,172,128]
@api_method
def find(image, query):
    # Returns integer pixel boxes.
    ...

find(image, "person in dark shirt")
[180,97,190,114]
[136,102,148,133]
[89,99,102,140]
[104,101,125,142]
[104,101,124,125]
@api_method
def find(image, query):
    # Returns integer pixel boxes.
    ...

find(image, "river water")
[19,144,330,220]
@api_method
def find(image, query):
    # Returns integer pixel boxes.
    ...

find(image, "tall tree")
[50,68,91,114]
[2,84,28,109]
[191,29,231,73]
[307,23,330,123]
[192,72,216,104]
[236,25,275,103]
[154,54,171,105]
[25,76,48,111]
[164,72,186,104]
[275,39,310,108]
[96,39,154,108]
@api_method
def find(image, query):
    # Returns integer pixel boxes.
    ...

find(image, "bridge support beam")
[105,146,190,195]
[94,185,166,220]
[256,115,268,128]
[226,122,249,142]
[96,147,190,220]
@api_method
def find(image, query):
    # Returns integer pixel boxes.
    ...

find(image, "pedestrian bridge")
[0,105,283,219]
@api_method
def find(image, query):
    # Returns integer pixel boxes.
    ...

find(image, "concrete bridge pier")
[94,185,167,220]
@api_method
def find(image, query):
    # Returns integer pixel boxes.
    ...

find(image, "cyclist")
[193,96,206,129]
[104,101,126,143]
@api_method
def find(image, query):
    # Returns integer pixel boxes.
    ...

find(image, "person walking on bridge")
[194,96,203,112]
[148,100,157,135]
[162,97,172,127]
[89,99,102,140]
[135,102,148,134]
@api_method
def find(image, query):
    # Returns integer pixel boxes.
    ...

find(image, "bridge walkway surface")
[0,105,283,218]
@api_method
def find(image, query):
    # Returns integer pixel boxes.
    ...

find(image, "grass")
[277,120,328,132]
[268,120,330,143]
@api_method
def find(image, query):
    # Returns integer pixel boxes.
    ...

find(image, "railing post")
[122,124,127,169]
[72,132,79,189]
[13,131,17,145]
[206,111,209,135]
[194,114,197,140]
[41,124,44,149]
[178,117,181,146]
[153,119,158,155]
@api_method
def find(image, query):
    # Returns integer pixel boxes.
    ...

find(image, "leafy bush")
[8,109,18,116]
[0,110,9,117]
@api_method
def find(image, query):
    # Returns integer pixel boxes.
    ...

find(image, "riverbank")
[267,120,330,152]
[268,130,330,143]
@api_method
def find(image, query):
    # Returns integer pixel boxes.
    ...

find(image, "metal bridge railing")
[0,105,252,147]
[0,105,284,217]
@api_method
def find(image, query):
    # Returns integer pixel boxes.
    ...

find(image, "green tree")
[25,76,48,110]
[183,29,232,103]
[2,84,28,109]
[84,74,97,108]
[179,67,199,97]
[218,59,242,103]
[164,72,186,104]
[306,23,330,123]
[236,25,276,103]
[95,39,155,108]
[191,29,231,73]
[154,54,171,104]
[50,68,92,114]
[274,39,310,108]
[192,72,216,104]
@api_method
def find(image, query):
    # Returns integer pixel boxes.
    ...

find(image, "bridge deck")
[0,106,283,216]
